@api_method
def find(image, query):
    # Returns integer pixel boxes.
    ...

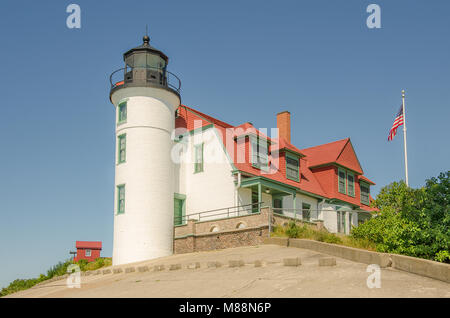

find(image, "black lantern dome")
[123,35,169,68]
[109,35,181,99]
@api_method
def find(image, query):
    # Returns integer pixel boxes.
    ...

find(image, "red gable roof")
[76,241,102,249]
[301,138,363,174]
[359,175,375,185]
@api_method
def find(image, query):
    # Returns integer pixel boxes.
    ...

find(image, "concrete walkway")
[6,245,450,298]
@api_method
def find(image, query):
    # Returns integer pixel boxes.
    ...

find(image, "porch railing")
[174,202,263,226]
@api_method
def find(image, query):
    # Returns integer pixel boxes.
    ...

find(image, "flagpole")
[402,89,409,186]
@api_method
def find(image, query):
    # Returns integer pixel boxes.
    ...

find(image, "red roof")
[359,175,375,185]
[300,138,363,174]
[175,105,375,208]
[76,241,102,249]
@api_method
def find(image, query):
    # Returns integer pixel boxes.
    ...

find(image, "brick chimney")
[277,111,291,143]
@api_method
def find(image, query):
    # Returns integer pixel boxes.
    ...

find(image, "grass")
[272,221,377,251]
[0,257,112,297]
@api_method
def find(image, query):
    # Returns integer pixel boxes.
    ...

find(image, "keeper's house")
[173,106,376,235]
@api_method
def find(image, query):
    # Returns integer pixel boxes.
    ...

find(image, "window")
[273,197,282,213]
[360,182,370,205]
[302,203,311,221]
[85,249,91,257]
[286,154,299,181]
[337,211,347,233]
[194,143,203,173]
[251,137,269,170]
[117,185,125,214]
[118,102,127,123]
[347,173,355,197]
[338,169,346,194]
[251,189,259,213]
[118,134,126,164]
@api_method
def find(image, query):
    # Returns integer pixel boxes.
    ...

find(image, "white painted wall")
[281,193,318,220]
[111,87,180,266]
[321,203,338,233]
[175,127,236,221]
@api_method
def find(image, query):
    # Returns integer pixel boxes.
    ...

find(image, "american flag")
[388,105,404,141]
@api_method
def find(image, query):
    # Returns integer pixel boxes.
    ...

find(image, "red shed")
[73,241,102,262]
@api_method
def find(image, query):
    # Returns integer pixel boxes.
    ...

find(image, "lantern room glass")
[125,52,166,70]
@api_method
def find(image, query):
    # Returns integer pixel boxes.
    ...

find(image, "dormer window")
[338,168,356,197]
[360,182,370,205]
[338,168,346,194]
[286,153,299,181]
[250,137,268,170]
[347,173,355,197]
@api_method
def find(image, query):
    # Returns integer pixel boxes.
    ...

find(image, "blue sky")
[0,0,448,288]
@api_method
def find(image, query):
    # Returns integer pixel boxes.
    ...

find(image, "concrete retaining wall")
[268,238,450,283]
[390,253,450,283]
[262,237,289,247]
[288,239,392,268]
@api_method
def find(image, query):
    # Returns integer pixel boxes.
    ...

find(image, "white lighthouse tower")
[109,35,181,265]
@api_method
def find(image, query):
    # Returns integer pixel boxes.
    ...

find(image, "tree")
[351,171,450,263]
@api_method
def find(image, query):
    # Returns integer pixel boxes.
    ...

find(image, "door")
[174,198,184,225]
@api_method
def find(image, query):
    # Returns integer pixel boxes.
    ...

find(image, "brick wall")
[174,207,321,254]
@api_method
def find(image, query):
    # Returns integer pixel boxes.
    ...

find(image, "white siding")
[175,127,236,220]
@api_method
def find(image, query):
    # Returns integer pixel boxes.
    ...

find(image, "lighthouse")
[109,35,181,265]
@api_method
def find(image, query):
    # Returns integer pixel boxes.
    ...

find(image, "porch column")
[258,183,262,212]
[293,193,297,219]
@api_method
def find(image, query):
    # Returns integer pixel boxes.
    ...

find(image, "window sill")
[286,175,300,182]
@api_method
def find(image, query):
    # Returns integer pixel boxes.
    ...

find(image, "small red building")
[73,241,102,262]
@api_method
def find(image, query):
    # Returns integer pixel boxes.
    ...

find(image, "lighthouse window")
[194,143,203,173]
[117,185,125,214]
[118,102,127,123]
[118,134,126,164]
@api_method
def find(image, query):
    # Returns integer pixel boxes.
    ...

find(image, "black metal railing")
[174,202,263,226]
[109,66,181,95]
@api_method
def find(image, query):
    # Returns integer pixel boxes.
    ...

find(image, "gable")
[335,140,363,174]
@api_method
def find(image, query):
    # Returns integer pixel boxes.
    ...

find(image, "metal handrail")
[109,66,181,94]
[174,202,263,225]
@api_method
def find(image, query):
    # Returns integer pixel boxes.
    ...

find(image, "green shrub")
[285,221,301,238]
[351,172,450,263]
[434,250,450,263]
